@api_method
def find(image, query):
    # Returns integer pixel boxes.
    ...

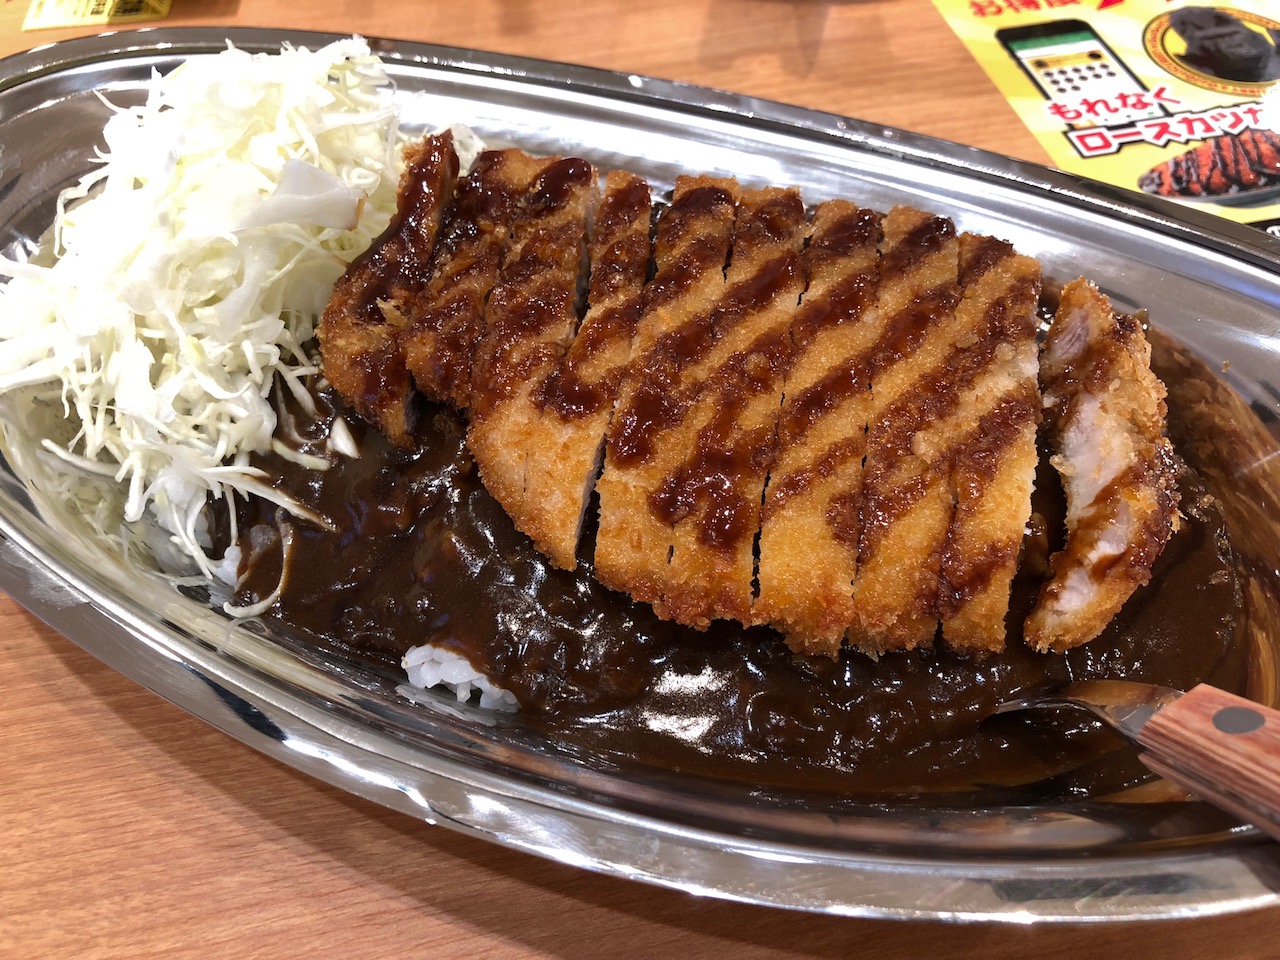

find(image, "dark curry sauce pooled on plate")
[232,364,1246,801]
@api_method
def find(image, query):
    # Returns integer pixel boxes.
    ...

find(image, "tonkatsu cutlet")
[1139,129,1280,198]
[753,201,883,655]
[849,205,961,654]
[403,149,557,409]
[594,176,739,610]
[659,186,807,628]
[466,158,597,561]
[317,132,458,445]
[510,170,652,569]
[317,135,1185,662]
[936,234,1041,652]
[1025,278,1180,652]
[470,169,651,570]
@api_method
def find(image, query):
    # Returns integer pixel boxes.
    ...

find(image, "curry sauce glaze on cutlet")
[593,176,739,610]
[472,169,650,569]
[466,157,598,557]
[656,186,807,628]
[849,205,962,654]
[316,131,458,445]
[518,170,653,568]
[935,234,1041,652]
[402,149,553,409]
[753,201,882,655]
[317,136,1184,662]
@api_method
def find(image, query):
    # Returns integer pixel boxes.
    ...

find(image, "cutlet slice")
[594,176,739,609]
[1025,278,1180,652]
[474,170,650,569]
[467,158,598,550]
[754,201,883,656]
[1139,130,1280,198]
[935,234,1042,652]
[659,186,808,627]
[402,149,556,409]
[850,205,960,654]
[317,132,458,444]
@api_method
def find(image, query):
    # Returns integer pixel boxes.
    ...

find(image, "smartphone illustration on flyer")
[997,19,1167,127]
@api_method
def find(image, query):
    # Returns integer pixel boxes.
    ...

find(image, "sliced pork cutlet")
[849,205,961,655]
[934,234,1041,653]
[753,201,882,656]
[1024,278,1179,653]
[317,131,458,445]
[1139,130,1280,198]
[658,186,807,628]
[521,171,652,569]
[594,176,739,610]
[466,158,598,554]
[402,149,557,409]
[472,169,650,569]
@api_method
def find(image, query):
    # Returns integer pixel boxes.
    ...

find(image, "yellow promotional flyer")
[933,0,1280,233]
[23,0,173,31]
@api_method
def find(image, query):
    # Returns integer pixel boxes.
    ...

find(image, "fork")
[996,680,1280,841]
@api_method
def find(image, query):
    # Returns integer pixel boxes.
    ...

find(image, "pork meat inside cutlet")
[594,176,739,610]
[402,149,557,409]
[849,205,961,655]
[467,158,598,551]
[658,186,807,628]
[1025,278,1179,653]
[753,201,882,656]
[317,131,458,445]
[935,234,1041,652]
[471,169,650,569]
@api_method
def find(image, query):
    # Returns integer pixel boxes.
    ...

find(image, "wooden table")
[2,1,1277,956]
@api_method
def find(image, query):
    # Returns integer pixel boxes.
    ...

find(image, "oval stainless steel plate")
[3,27,1280,923]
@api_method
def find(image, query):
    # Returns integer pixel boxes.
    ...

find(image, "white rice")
[402,643,519,711]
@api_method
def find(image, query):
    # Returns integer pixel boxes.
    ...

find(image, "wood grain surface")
[1140,684,1280,842]
[2,2,1278,956]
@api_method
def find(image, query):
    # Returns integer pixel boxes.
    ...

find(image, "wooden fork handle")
[1138,683,1280,842]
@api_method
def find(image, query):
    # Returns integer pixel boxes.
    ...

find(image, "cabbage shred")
[0,38,402,572]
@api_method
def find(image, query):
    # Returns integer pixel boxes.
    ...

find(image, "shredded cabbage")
[0,37,402,573]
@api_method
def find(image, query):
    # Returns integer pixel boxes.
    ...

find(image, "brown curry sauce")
[233,373,1243,801]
